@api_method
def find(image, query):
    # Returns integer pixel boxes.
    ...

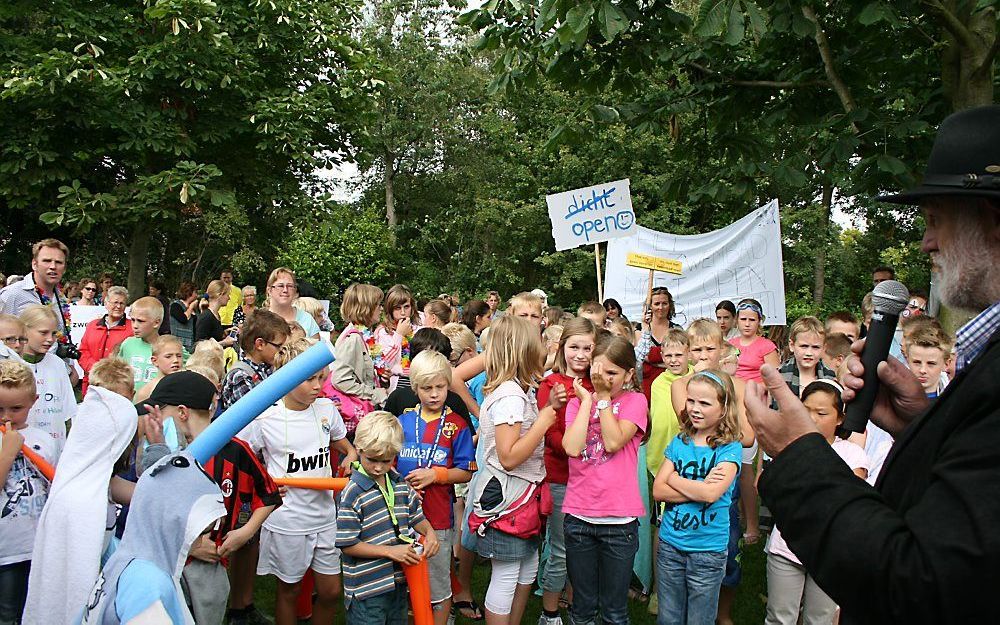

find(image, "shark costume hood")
[79,450,225,625]
[23,386,138,625]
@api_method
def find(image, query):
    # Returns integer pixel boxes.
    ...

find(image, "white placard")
[69,305,109,345]
[603,200,787,326]
[546,178,636,251]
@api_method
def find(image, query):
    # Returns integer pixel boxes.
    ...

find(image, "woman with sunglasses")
[728,298,779,384]
[77,279,99,306]
[636,286,681,399]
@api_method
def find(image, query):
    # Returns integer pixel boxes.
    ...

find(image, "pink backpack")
[322,327,375,433]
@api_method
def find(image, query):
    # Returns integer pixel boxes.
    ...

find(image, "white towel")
[22,386,138,625]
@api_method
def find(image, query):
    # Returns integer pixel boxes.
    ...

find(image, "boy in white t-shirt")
[240,338,357,625]
[0,360,56,624]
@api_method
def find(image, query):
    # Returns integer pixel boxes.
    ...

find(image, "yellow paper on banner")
[626,253,683,274]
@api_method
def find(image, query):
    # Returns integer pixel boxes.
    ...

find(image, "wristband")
[432,466,449,484]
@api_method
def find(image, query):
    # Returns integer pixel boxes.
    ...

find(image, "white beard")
[934,219,999,311]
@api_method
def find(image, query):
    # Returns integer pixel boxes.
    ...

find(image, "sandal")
[452,599,484,621]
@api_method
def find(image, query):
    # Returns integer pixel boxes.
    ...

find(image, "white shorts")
[257,526,341,583]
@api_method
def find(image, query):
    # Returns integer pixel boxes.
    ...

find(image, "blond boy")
[778,316,835,396]
[395,351,475,625]
[133,335,185,404]
[508,292,544,328]
[337,411,440,625]
[116,296,165,390]
[905,325,951,398]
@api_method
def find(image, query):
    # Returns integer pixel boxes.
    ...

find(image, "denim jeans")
[346,586,408,625]
[0,561,30,625]
[540,483,569,593]
[656,540,727,625]
[564,515,639,625]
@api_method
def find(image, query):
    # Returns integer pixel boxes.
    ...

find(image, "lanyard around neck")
[412,407,448,469]
[354,462,412,543]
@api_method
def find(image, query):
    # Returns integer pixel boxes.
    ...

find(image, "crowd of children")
[0,244,960,625]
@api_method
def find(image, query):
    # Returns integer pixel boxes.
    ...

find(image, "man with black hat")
[744,105,1000,624]
[136,370,281,625]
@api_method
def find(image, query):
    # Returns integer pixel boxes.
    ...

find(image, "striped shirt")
[336,469,425,601]
[955,301,1000,373]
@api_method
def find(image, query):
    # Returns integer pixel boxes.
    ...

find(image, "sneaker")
[537,614,564,625]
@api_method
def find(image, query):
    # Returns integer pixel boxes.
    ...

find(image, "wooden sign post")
[626,252,683,319]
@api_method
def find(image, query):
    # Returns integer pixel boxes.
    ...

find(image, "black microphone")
[843,280,910,433]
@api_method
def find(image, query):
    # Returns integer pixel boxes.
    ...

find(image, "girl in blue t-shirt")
[652,370,742,625]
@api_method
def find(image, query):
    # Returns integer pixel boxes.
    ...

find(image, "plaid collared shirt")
[220,357,273,411]
[955,301,1000,374]
[777,357,837,398]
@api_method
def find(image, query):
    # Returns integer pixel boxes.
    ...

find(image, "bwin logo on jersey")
[287,445,331,473]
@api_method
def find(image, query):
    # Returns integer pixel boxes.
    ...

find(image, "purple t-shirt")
[562,391,648,518]
[729,336,778,383]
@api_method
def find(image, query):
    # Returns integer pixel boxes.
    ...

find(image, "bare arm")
[494,404,555,472]
[764,350,781,368]
[110,475,136,505]
[332,437,357,474]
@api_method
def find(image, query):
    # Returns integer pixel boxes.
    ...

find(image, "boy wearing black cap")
[138,370,281,625]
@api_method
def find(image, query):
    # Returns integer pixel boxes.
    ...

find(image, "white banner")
[546,179,636,251]
[604,200,787,326]
[69,305,109,346]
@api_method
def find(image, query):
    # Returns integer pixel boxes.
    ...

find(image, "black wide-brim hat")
[878,105,1000,204]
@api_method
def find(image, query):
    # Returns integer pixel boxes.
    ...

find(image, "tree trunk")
[127,223,151,304]
[813,182,833,308]
[934,3,995,332]
[938,3,996,109]
[383,148,397,229]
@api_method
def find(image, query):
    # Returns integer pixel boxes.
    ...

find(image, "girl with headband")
[728,298,779,384]
[653,369,742,625]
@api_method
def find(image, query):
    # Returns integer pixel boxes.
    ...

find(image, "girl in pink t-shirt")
[729,298,779,383]
[562,336,648,625]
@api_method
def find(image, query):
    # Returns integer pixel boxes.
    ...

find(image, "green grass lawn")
[252,540,768,623]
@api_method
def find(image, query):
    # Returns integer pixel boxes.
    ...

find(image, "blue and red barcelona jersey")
[396,406,476,529]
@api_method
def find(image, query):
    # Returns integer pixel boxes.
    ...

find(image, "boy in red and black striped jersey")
[138,370,281,624]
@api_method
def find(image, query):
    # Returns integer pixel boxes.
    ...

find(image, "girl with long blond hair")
[467,315,559,625]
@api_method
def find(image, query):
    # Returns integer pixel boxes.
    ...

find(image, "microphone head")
[871,280,910,315]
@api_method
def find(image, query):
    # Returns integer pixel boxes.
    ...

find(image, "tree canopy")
[3,0,991,322]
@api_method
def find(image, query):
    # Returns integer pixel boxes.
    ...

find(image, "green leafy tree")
[1,0,374,297]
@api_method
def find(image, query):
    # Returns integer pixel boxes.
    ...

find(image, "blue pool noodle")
[188,340,336,464]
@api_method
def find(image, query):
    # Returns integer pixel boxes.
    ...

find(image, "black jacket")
[759,328,1000,624]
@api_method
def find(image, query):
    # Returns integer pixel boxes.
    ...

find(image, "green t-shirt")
[117,336,157,391]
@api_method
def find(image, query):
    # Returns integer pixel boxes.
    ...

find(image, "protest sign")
[546,179,636,251]
[604,200,787,326]
[69,305,109,345]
